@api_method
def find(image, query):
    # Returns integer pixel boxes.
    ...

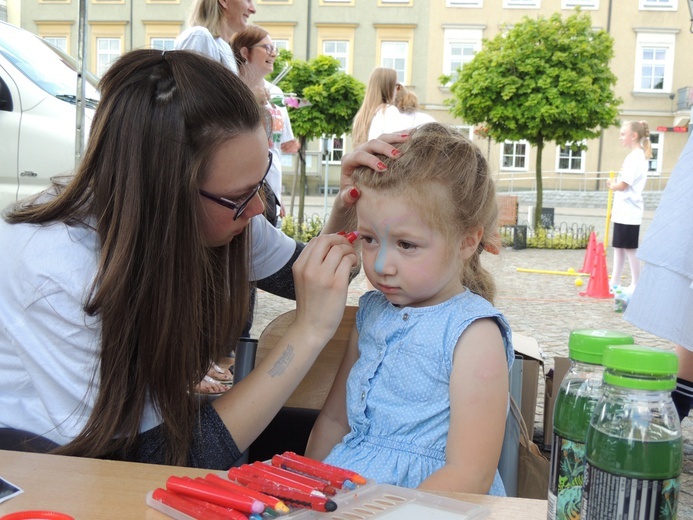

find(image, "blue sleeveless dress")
[323,290,514,496]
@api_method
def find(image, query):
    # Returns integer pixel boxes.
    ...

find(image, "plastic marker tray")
[284,482,489,519]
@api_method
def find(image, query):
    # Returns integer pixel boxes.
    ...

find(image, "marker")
[166,475,265,515]
[203,474,291,515]
[253,462,337,496]
[247,462,328,496]
[184,490,262,520]
[345,230,359,243]
[279,452,367,486]
[228,471,337,513]
[271,454,354,490]
[150,488,229,520]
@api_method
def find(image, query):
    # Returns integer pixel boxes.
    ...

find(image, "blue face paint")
[374,226,389,274]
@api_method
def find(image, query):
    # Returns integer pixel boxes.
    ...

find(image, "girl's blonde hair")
[624,120,653,159]
[394,85,420,113]
[352,68,398,146]
[188,0,225,38]
[352,123,499,302]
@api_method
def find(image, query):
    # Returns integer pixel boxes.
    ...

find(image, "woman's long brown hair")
[6,49,262,465]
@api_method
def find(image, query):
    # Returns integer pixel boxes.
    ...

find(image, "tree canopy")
[444,11,622,227]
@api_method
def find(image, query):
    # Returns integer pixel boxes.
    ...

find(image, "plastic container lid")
[603,344,678,391]
[568,329,634,365]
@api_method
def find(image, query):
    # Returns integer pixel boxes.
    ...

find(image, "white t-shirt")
[174,26,239,74]
[265,82,296,207]
[368,105,436,141]
[612,148,648,225]
[0,215,294,444]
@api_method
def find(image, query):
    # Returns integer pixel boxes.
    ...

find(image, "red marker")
[203,474,291,515]
[166,475,265,515]
[249,461,336,496]
[279,452,367,485]
[183,491,255,520]
[150,488,229,520]
[345,230,359,243]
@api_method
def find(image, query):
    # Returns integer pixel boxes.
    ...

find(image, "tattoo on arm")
[267,344,295,377]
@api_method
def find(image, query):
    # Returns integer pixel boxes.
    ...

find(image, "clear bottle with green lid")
[582,345,682,520]
[547,330,634,520]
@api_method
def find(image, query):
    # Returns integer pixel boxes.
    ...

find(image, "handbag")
[510,395,550,499]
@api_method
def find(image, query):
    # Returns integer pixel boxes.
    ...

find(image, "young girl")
[351,67,399,146]
[306,123,515,496]
[607,120,651,293]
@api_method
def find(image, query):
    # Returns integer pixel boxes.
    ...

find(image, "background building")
[10,0,693,197]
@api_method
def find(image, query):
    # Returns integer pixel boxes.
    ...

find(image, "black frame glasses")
[199,152,272,221]
[251,43,278,56]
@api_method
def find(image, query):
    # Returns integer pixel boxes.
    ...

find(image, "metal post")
[322,136,330,221]
[74,0,87,166]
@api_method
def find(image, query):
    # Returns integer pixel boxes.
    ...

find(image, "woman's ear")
[460,226,483,260]
[240,47,249,62]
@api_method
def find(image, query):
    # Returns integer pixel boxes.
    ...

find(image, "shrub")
[281,214,324,242]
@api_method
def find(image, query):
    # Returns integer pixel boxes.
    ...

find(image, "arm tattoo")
[267,344,295,377]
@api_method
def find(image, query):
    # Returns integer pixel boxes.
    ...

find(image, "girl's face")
[221,0,256,34]
[356,187,475,308]
[247,36,276,76]
[198,125,269,247]
[619,125,638,149]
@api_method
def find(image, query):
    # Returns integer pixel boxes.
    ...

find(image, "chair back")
[256,306,357,410]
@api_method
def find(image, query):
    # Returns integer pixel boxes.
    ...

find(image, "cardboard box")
[543,356,571,450]
[512,332,544,434]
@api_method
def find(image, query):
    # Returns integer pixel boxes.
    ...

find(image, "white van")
[0,21,100,210]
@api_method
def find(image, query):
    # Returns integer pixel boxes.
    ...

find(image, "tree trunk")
[534,136,544,229]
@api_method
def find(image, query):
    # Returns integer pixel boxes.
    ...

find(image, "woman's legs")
[624,248,641,289]
[611,247,625,287]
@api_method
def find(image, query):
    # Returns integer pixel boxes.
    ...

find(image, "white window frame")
[96,37,121,77]
[446,0,483,6]
[556,142,586,173]
[634,31,675,93]
[443,28,482,85]
[322,134,345,164]
[274,39,290,51]
[43,36,68,52]
[503,0,540,8]
[380,41,409,84]
[639,0,677,10]
[561,0,598,9]
[322,40,349,73]
[501,140,529,171]
[150,37,175,51]
[648,132,662,175]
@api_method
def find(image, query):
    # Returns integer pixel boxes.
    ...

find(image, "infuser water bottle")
[547,330,633,520]
[582,345,682,520]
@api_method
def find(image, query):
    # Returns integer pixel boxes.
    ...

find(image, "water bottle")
[547,330,634,520]
[582,345,682,520]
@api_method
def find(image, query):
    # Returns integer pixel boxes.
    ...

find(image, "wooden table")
[0,450,547,519]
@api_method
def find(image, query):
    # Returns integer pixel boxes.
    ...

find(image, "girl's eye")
[398,241,416,250]
[362,236,374,244]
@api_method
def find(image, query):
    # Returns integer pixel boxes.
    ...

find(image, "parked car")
[0,20,100,210]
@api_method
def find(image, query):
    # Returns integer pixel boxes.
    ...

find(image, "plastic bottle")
[582,345,682,520]
[547,330,634,520]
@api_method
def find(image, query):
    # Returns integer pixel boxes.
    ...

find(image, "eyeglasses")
[199,152,272,221]
[251,44,278,56]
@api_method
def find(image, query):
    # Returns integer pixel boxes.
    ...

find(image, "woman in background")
[352,68,399,146]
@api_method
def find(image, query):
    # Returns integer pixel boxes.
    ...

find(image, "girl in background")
[607,120,651,293]
[306,123,514,496]
[352,67,399,146]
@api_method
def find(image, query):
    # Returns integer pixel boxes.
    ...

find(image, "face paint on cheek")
[374,226,389,274]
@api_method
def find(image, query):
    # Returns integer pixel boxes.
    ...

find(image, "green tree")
[271,54,365,224]
[444,11,622,228]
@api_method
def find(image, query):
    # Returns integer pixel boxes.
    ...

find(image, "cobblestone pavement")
[250,203,692,512]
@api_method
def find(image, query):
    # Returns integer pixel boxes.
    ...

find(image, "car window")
[0,23,100,106]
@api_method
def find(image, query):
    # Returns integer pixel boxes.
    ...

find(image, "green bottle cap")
[568,329,634,365]
[603,345,678,391]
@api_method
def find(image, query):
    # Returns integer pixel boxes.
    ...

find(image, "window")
[150,38,175,51]
[634,31,675,93]
[96,38,121,76]
[257,23,295,55]
[562,0,598,8]
[443,27,482,85]
[381,41,408,83]
[556,142,585,172]
[323,40,349,72]
[454,126,474,140]
[503,0,540,7]
[501,140,529,170]
[274,39,290,51]
[42,37,67,52]
[447,0,483,6]
[648,132,662,174]
[639,0,677,10]
[323,135,345,163]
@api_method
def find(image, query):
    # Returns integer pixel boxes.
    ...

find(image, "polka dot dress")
[323,290,514,496]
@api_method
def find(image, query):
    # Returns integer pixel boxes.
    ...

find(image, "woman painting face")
[198,125,269,246]
[220,0,257,34]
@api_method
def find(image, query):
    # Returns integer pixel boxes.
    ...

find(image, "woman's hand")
[291,233,358,342]
[322,133,409,235]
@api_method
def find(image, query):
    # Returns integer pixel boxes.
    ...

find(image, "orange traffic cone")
[581,231,597,274]
[580,242,613,299]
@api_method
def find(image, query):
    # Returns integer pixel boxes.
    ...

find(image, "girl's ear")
[460,226,483,260]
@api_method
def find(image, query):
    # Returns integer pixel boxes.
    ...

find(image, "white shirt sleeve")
[249,215,297,280]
